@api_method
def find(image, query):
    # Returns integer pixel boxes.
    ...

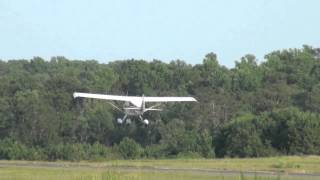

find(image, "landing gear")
[117,118,123,124]
[126,118,132,124]
[117,114,127,124]
[139,116,149,125]
[143,119,149,125]
[117,115,149,125]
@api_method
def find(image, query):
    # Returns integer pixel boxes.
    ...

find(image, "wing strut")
[106,102,123,112]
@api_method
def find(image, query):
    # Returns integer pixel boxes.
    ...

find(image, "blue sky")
[0,0,319,67]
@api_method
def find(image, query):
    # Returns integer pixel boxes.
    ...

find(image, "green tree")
[232,54,261,91]
[216,113,275,157]
[268,107,320,154]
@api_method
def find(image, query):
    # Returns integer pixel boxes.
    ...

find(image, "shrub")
[196,130,215,158]
[176,152,203,159]
[268,107,320,155]
[117,137,143,159]
[143,144,167,159]
[86,142,121,161]
[0,138,48,160]
[46,143,86,161]
[216,113,277,157]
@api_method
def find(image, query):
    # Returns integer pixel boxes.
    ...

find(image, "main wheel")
[143,119,149,125]
[117,118,123,124]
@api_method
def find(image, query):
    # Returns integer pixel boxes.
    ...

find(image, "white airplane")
[73,92,197,125]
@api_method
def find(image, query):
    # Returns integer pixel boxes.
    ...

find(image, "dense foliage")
[0,45,320,160]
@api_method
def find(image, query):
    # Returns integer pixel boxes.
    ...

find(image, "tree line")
[0,45,320,160]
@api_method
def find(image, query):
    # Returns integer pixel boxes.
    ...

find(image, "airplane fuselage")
[124,107,144,116]
[121,105,149,124]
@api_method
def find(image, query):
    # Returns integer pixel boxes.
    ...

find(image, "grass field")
[107,156,320,174]
[0,156,319,180]
[0,167,318,180]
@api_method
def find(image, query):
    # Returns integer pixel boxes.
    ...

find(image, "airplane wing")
[73,92,143,107]
[143,97,197,102]
[73,92,197,107]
